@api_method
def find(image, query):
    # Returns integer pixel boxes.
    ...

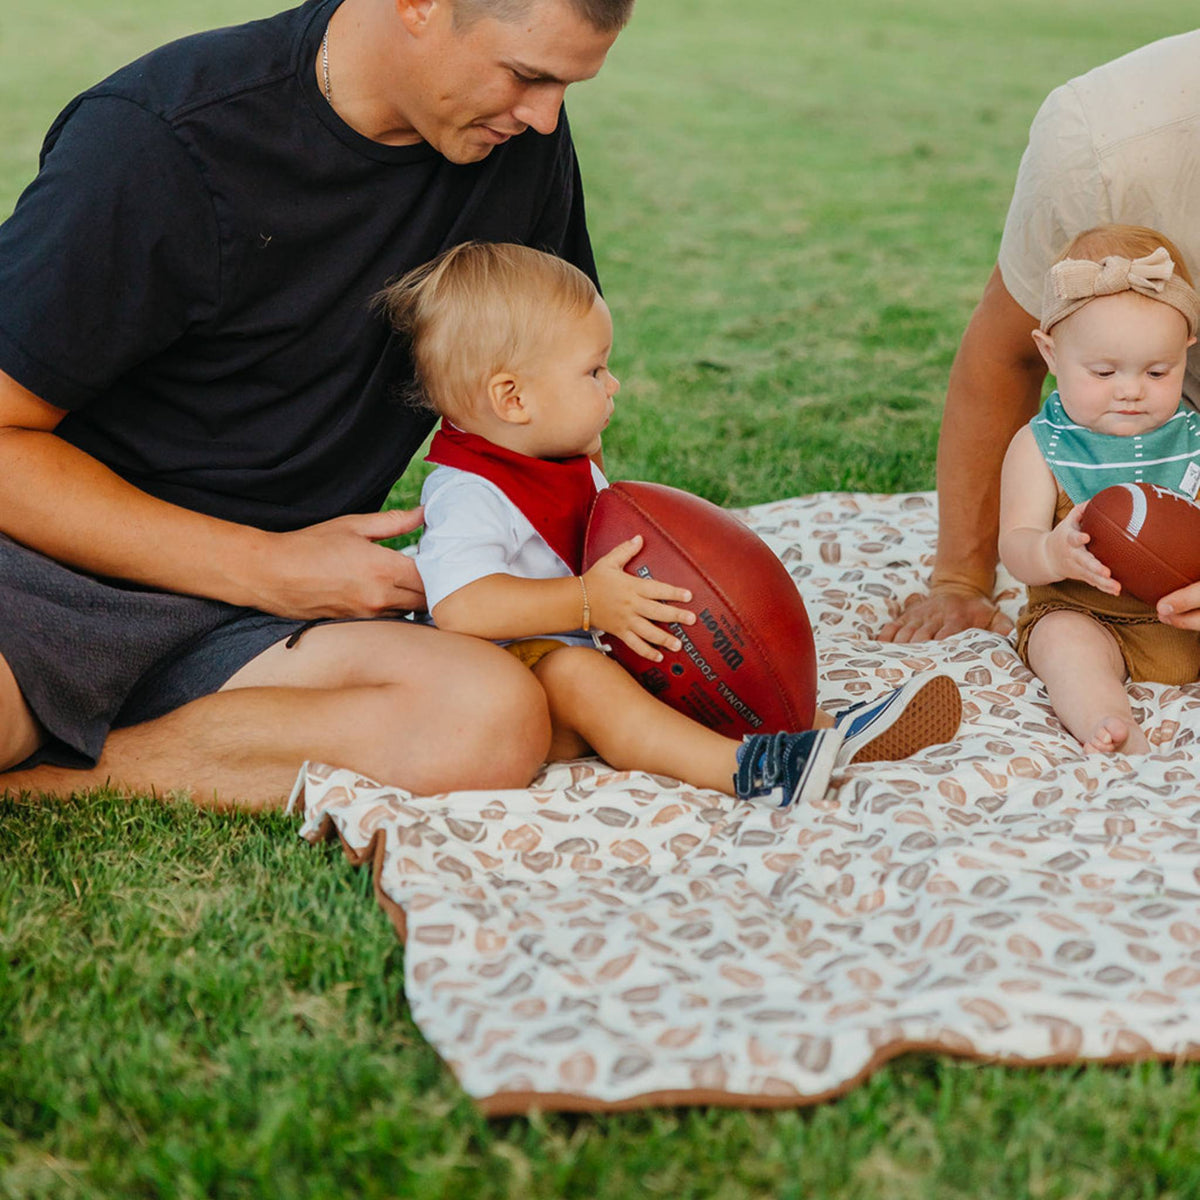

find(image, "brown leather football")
[1077,482,1200,606]
[583,481,816,736]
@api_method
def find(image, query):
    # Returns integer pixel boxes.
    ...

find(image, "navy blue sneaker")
[833,673,961,765]
[733,729,843,809]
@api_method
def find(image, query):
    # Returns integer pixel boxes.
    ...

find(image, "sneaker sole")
[845,674,962,764]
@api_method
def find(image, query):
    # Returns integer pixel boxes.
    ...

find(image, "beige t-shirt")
[997,29,1200,402]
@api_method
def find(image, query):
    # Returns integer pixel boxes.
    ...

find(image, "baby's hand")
[1044,503,1120,594]
[583,535,696,661]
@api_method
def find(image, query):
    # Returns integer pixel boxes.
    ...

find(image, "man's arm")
[879,266,1046,642]
[0,369,425,617]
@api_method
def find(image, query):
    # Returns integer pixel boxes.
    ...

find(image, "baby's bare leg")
[1025,610,1149,755]
[533,647,743,793]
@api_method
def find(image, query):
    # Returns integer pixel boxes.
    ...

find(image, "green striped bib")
[1030,391,1200,505]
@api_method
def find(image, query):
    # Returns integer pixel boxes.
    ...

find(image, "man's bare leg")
[0,652,41,769]
[0,623,552,808]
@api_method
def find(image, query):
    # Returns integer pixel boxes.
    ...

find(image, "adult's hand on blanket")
[251,507,427,618]
[584,535,695,662]
[1157,582,1200,630]
[879,583,1013,643]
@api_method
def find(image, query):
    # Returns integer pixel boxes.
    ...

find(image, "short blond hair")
[1057,224,1194,286]
[379,242,599,419]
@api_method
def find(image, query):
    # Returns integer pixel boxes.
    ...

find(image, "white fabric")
[295,491,1200,1116]
[997,29,1200,401]
[411,461,607,645]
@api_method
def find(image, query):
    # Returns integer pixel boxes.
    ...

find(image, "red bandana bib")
[425,422,599,572]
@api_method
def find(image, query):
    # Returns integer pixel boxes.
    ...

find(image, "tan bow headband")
[1040,246,1200,337]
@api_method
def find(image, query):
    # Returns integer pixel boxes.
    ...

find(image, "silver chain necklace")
[321,22,333,103]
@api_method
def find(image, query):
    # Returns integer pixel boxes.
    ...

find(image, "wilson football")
[583,481,816,736]
[1077,481,1200,606]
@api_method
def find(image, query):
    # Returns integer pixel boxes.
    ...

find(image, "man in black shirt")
[0,0,632,806]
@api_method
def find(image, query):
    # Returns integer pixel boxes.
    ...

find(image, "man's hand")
[0,370,428,616]
[253,508,427,618]
[584,535,695,660]
[880,584,1013,643]
[1158,583,1200,631]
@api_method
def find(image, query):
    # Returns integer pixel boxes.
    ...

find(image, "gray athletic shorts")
[0,533,318,770]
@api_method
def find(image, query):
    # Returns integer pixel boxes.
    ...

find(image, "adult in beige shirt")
[883,30,1200,643]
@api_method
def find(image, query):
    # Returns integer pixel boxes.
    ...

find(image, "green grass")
[4,0,1200,1195]
[7,792,1200,1199]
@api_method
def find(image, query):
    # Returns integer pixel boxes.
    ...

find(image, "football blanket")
[293,491,1200,1116]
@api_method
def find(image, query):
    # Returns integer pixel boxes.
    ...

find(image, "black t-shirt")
[0,0,596,531]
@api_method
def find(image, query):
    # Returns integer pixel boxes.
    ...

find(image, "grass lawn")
[4,1,1200,1196]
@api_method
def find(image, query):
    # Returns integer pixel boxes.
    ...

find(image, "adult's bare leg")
[0,623,552,808]
[0,651,42,769]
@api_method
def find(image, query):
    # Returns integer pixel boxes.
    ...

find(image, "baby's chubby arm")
[432,535,696,661]
[997,426,1119,593]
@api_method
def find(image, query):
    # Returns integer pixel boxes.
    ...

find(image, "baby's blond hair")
[379,242,599,420]
[1041,224,1199,336]
[1056,224,1194,286]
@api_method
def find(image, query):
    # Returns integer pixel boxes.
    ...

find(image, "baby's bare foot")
[1083,716,1149,756]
